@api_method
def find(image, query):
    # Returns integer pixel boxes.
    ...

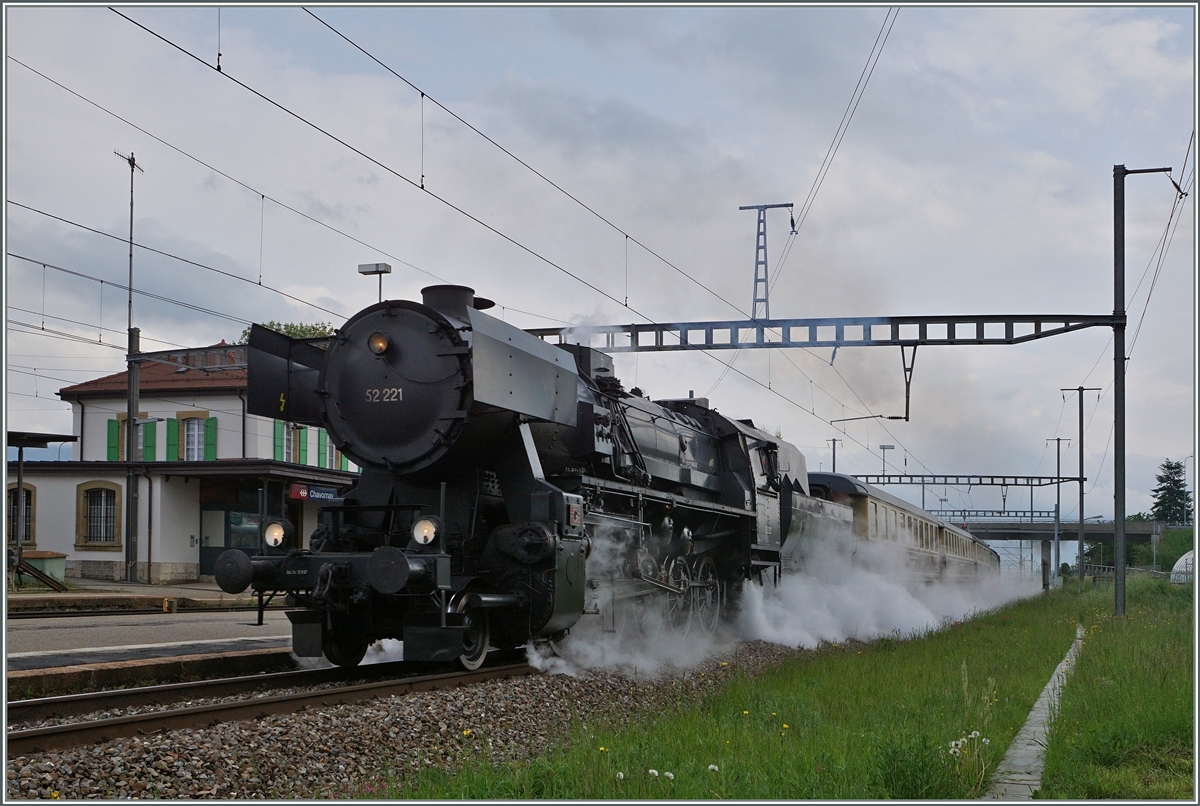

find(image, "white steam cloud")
[533,519,1039,676]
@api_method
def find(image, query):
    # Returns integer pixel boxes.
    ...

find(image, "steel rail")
[7,659,422,724]
[6,662,533,755]
[7,606,282,620]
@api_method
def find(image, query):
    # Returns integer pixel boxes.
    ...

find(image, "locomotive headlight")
[411,517,440,545]
[263,518,294,549]
[368,331,390,355]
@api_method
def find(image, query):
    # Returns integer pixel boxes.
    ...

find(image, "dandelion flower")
[708,765,719,772]
[616,772,624,780]
[648,769,659,777]
[743,710,749,715]
[783,724,789,729]
[772,712,777,716]
[721,662,728,666]
[463,729,472,736]
[599,747,607,752]
[664,772,674,780]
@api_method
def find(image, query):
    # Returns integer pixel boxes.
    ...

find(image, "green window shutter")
[166,419,178,462]
[107,419,119,461]
[204,417,218,460]
[341,454,349,471]
[298,427,308,465]
[142,421,157,461]
[273,420,284,461]
[317,429,327,468]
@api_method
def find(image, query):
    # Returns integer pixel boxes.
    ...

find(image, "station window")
[7,483,36,547]
[75,480,122,551]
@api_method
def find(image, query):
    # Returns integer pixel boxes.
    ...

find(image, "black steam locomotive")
[213,285,941,668]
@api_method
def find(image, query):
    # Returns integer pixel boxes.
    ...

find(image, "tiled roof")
[58,343,248,399]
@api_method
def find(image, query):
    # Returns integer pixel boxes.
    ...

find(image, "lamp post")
[358,262,392,303]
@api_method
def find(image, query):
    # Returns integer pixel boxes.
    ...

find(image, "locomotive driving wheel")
[453,595,491,671]
[692,556,721,635]
[665,556,692,634]
[323,628,370,668]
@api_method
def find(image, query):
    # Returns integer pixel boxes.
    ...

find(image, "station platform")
[6,577,257,612]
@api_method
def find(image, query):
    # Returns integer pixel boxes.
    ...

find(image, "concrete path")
[982,624,1086,800]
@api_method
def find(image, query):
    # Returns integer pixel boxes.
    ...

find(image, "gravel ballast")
[5,641,807,800]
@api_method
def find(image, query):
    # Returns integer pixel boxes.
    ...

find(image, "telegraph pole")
[1063,387,1100,585]
[116,150,144,584]
[1113,164,1171,616]
[827,437,840,473]
[1046,437,1069,581]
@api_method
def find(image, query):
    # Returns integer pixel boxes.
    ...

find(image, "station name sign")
[288,483,339,502]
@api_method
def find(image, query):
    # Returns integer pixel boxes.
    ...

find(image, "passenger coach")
[807,472,1001,582]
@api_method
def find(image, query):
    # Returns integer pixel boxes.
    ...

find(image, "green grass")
[369,590,1084,799]
[1038,578,1193,799]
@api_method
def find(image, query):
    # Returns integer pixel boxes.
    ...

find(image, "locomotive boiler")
[214,285,995,669]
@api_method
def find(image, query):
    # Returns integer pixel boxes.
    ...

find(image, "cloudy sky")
[5,6,1196,527]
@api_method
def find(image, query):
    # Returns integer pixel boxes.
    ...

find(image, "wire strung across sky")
[96,7,924,466]
[7,55,449,289]
[771,6,900,294]
[12,15,918,475]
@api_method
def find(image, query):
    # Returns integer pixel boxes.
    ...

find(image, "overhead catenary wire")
[8,201,346,320]
[105,7,910,465]
[8,252,255,326]
[771,6,899,291]
[7,55,449,287]
[302,5,915,458]
[16,23,916,477]
[301,7,746,320]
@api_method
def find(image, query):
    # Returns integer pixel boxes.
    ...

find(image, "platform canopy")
[7,431,78,449]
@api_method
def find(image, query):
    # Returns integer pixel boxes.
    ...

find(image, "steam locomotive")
[215,285,997,668]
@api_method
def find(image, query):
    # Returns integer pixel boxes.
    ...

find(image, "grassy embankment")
[1038,578,1193,799]
[378,589,1084,799]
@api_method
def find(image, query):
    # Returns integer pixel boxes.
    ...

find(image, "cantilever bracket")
[890,344,917,422]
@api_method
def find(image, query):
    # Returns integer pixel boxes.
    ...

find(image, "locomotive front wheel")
[665,556,693,635]
[692,556,721,635]
[453,597,491,671]
[548,631,572,657]
[323,631,369,668]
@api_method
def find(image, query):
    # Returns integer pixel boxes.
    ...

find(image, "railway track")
[7,660,533,756]
[7,606,281,620]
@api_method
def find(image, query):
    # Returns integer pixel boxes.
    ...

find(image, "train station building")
[6,342,359,584]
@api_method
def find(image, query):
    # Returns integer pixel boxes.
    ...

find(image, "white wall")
[154,474,200,564]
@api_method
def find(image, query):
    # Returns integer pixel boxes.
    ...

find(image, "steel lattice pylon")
[740,203,793,320]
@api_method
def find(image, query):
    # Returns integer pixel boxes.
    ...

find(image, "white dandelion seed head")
[981,738,990,746]
[664,772,674,780]
[970,730,980,739]
[616,772,624,780]
[648,769,658,777]
[708,765,719,772]
[950,748,962,757]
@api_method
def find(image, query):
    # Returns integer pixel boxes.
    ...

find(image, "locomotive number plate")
[365,387,404,402]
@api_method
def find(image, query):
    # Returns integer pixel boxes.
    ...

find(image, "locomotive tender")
[214,285,997,668]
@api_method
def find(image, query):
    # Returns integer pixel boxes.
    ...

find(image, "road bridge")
[964,521,1161,546]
